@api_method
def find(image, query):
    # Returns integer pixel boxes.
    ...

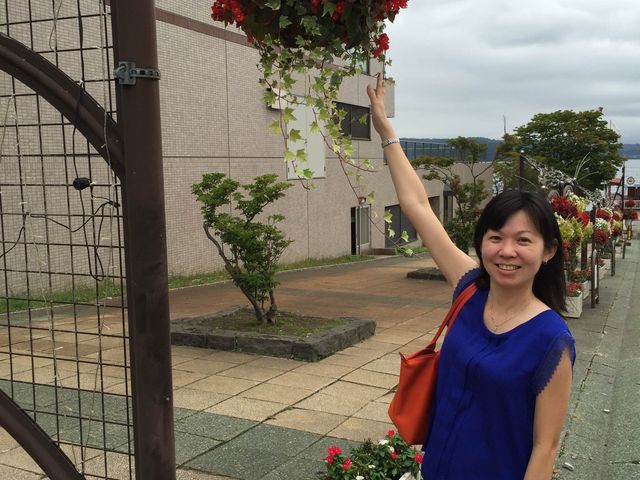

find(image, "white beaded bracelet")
[381,138,400,148]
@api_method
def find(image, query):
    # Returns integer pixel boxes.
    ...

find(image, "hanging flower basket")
[210,0,409,188]
[211,0,405,53]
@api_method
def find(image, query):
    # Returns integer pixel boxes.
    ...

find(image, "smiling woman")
[368,74,576,480]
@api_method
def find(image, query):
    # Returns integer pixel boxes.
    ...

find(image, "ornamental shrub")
[192,173,293,324]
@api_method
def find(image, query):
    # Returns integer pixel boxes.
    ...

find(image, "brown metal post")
[110,2,176,479]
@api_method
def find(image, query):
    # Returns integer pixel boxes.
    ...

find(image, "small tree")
[514,108,624,191]
[493,133,541,193]
[412,137,492,253]
[192,173,293,324]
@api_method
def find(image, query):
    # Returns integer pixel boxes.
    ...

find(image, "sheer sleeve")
[452,267,481,302]
[531,330,576,396]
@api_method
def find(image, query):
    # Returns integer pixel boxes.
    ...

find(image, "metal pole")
[519,150,525,191]
[110,2,176,479]
[622,163,626,259]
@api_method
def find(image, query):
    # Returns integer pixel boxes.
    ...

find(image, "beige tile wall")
[0,1,492,293]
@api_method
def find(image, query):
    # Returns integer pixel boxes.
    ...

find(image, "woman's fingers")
[367,73,385,102]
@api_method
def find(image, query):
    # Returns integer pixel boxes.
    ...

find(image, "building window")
[336,102,370,140]
[384,204,417,248]
[351,205,371,254]
[358,58,370,75]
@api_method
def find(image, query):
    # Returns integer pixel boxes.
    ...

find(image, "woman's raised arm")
[366,73,477,287]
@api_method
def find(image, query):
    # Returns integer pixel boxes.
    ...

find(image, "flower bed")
[324,430,422,480]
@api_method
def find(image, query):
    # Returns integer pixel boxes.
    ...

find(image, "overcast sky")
[385,0,640,144]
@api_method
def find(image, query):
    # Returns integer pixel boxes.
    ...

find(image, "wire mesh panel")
[0,1,135,478]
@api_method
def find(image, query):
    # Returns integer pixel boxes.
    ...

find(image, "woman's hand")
[366,73,395,139]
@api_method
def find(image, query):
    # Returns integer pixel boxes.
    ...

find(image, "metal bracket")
[114,61,161,85]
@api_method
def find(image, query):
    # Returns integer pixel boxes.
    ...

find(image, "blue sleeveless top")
[421,268,575,479]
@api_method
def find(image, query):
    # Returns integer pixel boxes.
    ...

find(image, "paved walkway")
[0,246,638,479]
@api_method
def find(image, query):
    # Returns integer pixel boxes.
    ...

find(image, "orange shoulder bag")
[388,282,477,445]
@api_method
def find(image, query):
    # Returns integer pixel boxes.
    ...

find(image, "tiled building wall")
[0,1,493,293]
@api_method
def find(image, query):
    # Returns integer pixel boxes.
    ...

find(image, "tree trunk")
[266,289,277,324]
[203,223,267,324]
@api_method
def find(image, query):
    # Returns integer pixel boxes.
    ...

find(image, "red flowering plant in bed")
[324,430,422,480]
[210,0,410,189]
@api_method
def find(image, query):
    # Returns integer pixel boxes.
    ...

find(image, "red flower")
[387,430,396,437]
[593,229,610,245]
[386,0,409,12]
[325,455,334,464]
[577,211,590,227]
[391,450,398,460]
[414,452,424,463]
[596,208,612,221]
[335,1,346,13]
[341,458,352,470]
[551,194,578,219]
[566,282,582,297]
[612,211,622,221]
[373,33,390,57]
[625,199,636,208]
[326,445,342,457]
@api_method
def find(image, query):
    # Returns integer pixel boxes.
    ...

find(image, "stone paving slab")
[3,251,640,479]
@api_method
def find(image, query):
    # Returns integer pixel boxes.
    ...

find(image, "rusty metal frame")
[0,1,175,478]
[0,33,124,180]
[0,390,84,480]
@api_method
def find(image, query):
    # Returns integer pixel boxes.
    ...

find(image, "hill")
[402,138,640,161]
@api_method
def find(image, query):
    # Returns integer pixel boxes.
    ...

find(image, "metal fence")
[0,1,174,478]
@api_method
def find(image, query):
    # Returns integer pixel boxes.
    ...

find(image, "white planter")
[581,281,590,299]
[398,473,420,480]
[564,295,583,318]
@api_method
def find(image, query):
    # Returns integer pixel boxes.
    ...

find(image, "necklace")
[487,294,533,333]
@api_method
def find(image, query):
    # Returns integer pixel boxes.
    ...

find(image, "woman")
[367,73,575,480]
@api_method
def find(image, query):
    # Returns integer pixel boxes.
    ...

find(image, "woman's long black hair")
[472,190,566,314]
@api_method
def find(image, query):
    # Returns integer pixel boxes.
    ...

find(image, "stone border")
[406,267,446,281]
[170,310,376,362]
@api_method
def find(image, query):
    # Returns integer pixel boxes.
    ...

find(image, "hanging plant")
[210,0,409,197]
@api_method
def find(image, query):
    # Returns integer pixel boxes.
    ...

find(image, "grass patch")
[167,255,374,289]
[0,281,123,315]
[1,255,375,314]
[190,307,349,338]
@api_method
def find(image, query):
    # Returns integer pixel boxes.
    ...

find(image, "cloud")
[385,0,640,142]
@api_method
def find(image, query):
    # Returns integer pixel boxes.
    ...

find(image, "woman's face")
[481,210,556,290]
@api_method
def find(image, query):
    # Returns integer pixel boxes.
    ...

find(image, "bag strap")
[428,282,477,348]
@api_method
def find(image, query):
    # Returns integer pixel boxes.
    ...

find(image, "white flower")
[356,476,365,480]
[368,464,376,469]
[378,439,389,445]
[388,446,395,453]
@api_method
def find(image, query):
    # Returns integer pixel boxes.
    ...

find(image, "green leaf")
[283,107,296,123]
[264,90,277,107]
[288,128,302,143]
[269,120,282,135]
[383,210,393,224]
[279,15,292,29]
[310,121,321,134]
[322,1,336,16]
[265,0,281,10]
[358,113,369,125]
[296,148,308,162]
[303,168,314,179]
[400,231,409,242]
[388,228,395,238]
[284,149,295,161]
